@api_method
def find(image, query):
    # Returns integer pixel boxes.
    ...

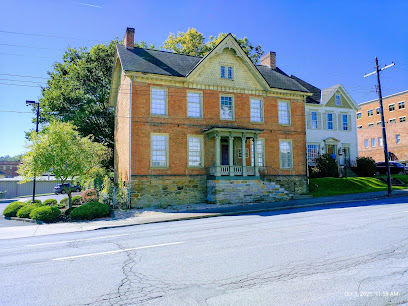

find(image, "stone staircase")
[207,178,293,204]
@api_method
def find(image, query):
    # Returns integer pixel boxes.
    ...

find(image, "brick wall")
[357,91,408,162]
[129,81,307,177]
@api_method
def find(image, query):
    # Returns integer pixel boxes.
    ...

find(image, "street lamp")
[26,100,40,203]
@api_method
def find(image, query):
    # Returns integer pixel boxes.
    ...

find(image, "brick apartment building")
[110,28,312,207]
[0,161,21,178]
[357,90,408,163]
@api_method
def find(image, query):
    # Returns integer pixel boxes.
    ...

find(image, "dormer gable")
[322,84,359,110]
[186,34,270,91]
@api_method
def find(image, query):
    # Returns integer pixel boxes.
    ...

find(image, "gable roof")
[321,84,341,105]
[290,75,321,104]
[116,43,308,93]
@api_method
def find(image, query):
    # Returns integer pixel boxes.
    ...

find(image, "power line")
[0,73,49,79]
[0,30,104,43]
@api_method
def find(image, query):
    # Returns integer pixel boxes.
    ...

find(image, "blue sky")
[1,0,407,157]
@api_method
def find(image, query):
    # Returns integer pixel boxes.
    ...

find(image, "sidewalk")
[1,189,408,240]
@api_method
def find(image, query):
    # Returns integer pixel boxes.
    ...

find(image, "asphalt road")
[1,197,408,305]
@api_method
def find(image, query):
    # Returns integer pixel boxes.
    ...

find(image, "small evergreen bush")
[355,156,377,177]
[16,204,42,218]
[30,206,61,222]
[3,201,26,217]
[55,203,66,209]
[69,202,110,221]
[82,189,98,203]
[313,153,339,178]
[72,195,82,205]
[43,199,58,206]
[60,198,69,206]
[25,199,42,205]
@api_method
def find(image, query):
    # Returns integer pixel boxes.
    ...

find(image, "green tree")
[38,41,117,170]
[163,28,264,64]
[19,121,111,209]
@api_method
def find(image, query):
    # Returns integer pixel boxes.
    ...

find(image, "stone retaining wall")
[130,175,207,208]
[262,175,308,195]
[207,178,291,204]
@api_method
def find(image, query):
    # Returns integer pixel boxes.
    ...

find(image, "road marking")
[52,241,184,261]
[26,234,130,247]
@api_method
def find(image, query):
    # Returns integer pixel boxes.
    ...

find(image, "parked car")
[375,162,406,175]
[54,183,81,194]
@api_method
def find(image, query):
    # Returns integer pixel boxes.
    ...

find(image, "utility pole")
[26,100,40,203]
[364,58,395,196]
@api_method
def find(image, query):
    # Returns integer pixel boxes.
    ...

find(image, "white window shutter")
[316,112,322,130]
[306,111,311,129]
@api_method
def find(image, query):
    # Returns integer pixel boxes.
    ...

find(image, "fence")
[0,177,70,199]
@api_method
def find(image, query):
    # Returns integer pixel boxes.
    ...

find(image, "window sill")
[149,167,169,170]
[150,114,168,118]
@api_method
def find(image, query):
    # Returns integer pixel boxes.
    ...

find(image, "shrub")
[355,156,376,177]
[313,153,339,178]
[82,189,98,203]
[55,203,66,209]
[69,202,110,221]
[72,195,82,205]
[64,207,74,216]
[3,201,26,217]
[16,204,43,218]
[43,199,58,206]
[60,198,69,206]
[30,206,61,222]
[25,199,42,205]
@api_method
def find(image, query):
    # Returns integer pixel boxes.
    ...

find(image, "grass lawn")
[308,177,406,198]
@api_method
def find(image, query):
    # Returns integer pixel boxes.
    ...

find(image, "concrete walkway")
[1,189,408,240]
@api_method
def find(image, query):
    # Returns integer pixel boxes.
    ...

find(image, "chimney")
[123,27,135,50]
[261,51,276,69]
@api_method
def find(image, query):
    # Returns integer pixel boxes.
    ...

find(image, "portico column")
[241,133,247,176]
[253,134,259,176]
[215,132,221,176]
[228,133,234,176]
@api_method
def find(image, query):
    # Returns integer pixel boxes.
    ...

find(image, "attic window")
[335,94,341,106]
[221,65,233,80]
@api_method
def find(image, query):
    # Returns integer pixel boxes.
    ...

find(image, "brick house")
[357,90,408,163]
[0,161,21,178]
[290,76,360,173]
[110,28,311,207]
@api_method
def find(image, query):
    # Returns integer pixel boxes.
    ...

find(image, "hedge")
[30,206,61,222]
[72,195,82,205]
[25,199,42,205]
[3,202,26,217]
[69,202,110,221]
[16,204,43,218]
[43,199,58,206]
[60,198,69,206]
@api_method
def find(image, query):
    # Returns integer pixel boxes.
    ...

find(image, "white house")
[291,76,360,172]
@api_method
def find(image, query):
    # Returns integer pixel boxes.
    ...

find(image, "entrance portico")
[204,127,263,177]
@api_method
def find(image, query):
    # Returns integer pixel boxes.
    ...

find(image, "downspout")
[127,77,133,208]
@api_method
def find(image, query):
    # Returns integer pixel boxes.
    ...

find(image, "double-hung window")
[307,144,320,164]
[389,104,395,112]
[342,114,348,131]
[368,109,373,117]
[151,134,168,167]
[335,94,341,106]
[311,112,318,129]
[187,92,202,118]
[250,98,263,122]
[251,139,265,167]
[151,88,167,115]
[327,113,333,130]
[371,138,376,147]
[378,137,383,146]
[376,107,380,115]
[396,134,401,144]
[220,96,234,120]
[364,139,369,148]
[280,140,292,169]
[400,116,406,122]
[278,101,290,125]
[188,136,203,167]
[356,112,361,119]
[220,65,233,80]
[399,101,405,109]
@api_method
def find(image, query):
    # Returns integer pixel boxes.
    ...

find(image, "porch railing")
[210,165,256,176]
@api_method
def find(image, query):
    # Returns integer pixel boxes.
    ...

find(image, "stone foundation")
[207,178,292,204]
[262,175,308,195]
[130,175,207,208]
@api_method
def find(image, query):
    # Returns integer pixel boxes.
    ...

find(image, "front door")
[326,144,337,161]
[221,144,229,165]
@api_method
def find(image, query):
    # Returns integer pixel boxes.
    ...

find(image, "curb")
[3,216,44,224]
[92,192,407,232]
